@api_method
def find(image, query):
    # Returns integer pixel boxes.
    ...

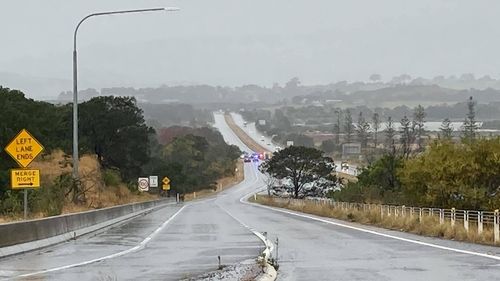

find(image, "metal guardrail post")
[494,210,499,244]
[387,206,391,217]
[478,212,483,235]
[402,205,406,217]
[439,209,444,225]
[464,211,469,233]
[380,205,384,219]
[419,208,423,222]
[451,208,456,227]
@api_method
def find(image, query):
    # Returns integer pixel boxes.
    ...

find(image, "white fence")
[273,197,500,244]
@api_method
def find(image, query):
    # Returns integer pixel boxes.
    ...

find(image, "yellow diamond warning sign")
[162,176,171,190]
[10,169,40,189]
[5,129,44,168]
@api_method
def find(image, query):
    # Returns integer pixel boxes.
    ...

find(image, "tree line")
[0,86,240,214]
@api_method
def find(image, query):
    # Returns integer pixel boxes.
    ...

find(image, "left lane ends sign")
[5,129,44,168]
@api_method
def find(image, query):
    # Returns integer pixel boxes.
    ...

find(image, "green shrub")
[103,169,122,187]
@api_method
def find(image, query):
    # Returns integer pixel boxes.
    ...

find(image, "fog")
[2,0,500,98]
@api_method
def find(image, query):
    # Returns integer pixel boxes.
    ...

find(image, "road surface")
[2,113,500,280]
[214,112,500,281]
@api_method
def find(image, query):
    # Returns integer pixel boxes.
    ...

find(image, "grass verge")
[252,195,497,246]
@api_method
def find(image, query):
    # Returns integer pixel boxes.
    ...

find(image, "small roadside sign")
[138,177,149,192]
[162,176,171,190]
[149,176,158,188]
[5,129,44,168]
[10,169,40,189]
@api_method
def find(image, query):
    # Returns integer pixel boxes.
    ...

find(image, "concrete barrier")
[0,199,173,257]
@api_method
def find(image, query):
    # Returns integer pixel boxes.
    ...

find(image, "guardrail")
[272,197,500,244]
[0,198,172,250]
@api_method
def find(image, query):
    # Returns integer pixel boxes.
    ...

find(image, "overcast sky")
[2,0,500,98]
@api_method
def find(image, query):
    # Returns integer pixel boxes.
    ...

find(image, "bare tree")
[372,112,381,148]
[400,115,415,158]
[344,109,354,143]
[384,116,396,151]
[356,111,370,149]
[440,118,454,140]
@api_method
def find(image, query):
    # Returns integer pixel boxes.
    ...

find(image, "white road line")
[240,165,500,262]
[13,205,187,279]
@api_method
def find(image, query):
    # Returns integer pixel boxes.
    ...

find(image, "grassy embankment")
[252,195,496,246]
[0,150,156,223]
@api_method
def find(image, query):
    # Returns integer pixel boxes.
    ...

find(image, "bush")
[33,174,71,216]
[0,190,23,215]
[103,169,122,187]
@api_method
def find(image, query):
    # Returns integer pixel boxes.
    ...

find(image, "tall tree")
[371,113,381,148]
[79,96,153,181]
[413,105,426,151]
[384,116,396,151]
[356,112,370,149]
[344,109,354,143]
[440,118,454,140]
[462,96,479,142]
[399,115,415,158]
[334,110,342,145]
[259,146,336,198]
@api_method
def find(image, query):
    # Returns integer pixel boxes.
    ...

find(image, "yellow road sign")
[10,169,40,189]
[5,129,44,168]
[162,176,171,190]
[162,176,170,185]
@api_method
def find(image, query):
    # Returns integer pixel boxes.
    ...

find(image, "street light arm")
[73,7,176,51]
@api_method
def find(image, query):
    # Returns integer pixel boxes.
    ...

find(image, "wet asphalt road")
[213,112,500,281]
[2,113,500,280]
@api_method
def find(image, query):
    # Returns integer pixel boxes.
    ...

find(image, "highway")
[1,113,500,280]
[229,112,358,175]
[214,112,500,281]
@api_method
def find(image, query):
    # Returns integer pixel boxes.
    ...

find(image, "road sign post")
[4,129,44,220]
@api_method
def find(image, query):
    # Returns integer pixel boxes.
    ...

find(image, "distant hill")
[0,72,71,99]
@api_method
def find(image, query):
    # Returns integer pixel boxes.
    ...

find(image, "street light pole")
[72,7,180,180]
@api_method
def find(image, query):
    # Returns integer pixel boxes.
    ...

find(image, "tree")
[259,146,336,198]
[356,112,370,149]
[343,109,354,143]
[440,118,454,139]
[372,113,381,148]
[369,74,382,83]
[384,116,396,151]
[413,105,426,151]
[399,115,415,158]
[79,96,153,181]
[334,110,342,145]
[462,96,479,142]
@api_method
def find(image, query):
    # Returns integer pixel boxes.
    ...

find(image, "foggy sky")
[2,0,500,98]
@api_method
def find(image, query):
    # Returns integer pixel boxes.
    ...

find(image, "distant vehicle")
[267,143,271,146]
[243,121,247,127]
[244,157,251,163]
[341,162,349,170]
[252,157,259,162]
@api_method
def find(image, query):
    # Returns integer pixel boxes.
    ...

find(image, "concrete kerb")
[0,199,174,259]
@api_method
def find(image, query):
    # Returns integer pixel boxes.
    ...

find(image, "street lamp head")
[163,7,181,12]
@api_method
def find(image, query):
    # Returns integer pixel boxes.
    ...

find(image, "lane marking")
[239,165,500,262]
[243,196,500,261]
[13,205,187,279]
